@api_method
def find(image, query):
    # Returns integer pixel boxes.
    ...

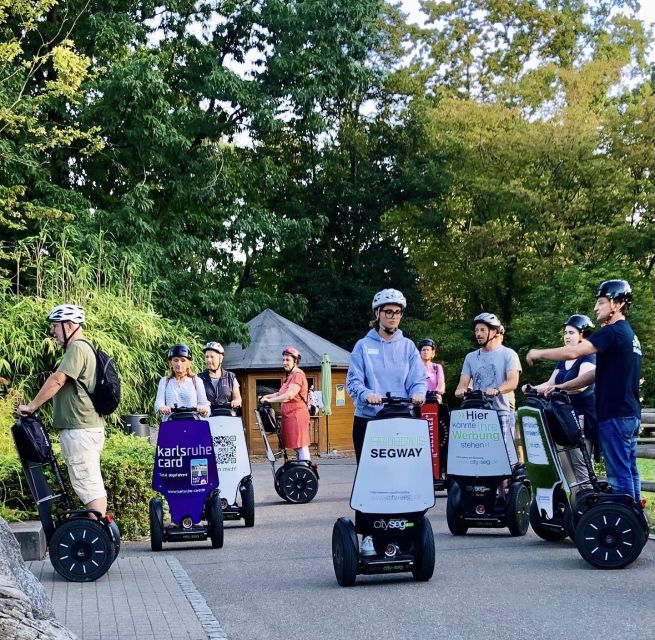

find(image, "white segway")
[208,405,254,527]
[331,396,436,586]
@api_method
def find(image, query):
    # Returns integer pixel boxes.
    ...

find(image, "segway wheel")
[279,465,318,504]
[411,517,435,582]
[274,466,285,500]
[107,519,121,560]
[528,498,568,542]
[49,518,114,582]
[446,490,468,536]
[332,518,358,587]
[207,492,224,549]
[575,503,645,569]
[507,483,530,537]
[564,504,576,542]
[240,479,255,528]
[149,498,164,552]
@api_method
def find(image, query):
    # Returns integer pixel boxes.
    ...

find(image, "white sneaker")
[360,536,375,556]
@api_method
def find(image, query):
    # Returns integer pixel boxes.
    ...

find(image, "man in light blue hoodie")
[346,288,427,555]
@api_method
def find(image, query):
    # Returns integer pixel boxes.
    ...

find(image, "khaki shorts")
[59,428,107,505]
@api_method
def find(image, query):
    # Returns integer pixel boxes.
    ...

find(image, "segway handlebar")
[168,406,205,421]
[381,394,413,405]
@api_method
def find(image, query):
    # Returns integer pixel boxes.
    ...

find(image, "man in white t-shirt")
[455,312,521,464]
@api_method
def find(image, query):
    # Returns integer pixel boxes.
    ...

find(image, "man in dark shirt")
[527,280,642,501]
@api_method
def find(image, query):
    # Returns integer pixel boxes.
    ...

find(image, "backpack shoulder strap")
[72,339,97,397]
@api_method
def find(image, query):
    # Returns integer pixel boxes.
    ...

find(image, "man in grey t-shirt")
[455,313,521,464]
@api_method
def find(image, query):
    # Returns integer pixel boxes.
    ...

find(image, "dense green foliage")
[0,0,654,530]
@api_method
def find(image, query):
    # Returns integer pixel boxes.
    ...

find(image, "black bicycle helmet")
[595,279,632,309]
[473,312,502,330]
[563,314,594,337]
[418,338,436,349]
[168,344,192,360]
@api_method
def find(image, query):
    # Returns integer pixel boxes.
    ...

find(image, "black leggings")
[352,416,371,536]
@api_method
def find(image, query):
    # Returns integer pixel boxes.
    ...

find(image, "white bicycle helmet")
[203,341,224,354]
[372,288,407,310]
[47,304,85,324]
[473,312,502,329]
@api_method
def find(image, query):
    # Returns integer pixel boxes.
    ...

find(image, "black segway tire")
[240,479,255,528]
[279,464,319,504]
[564,503,576,542]
[528,498,568,542]
[149,498,164,552]
[274,466,285,500]
[107,519,121,560]
[411,517,435,582]
[332,518,358,587]
[49,518,114,582]
[207,492,224,549]
[575,503,645,569]
[507,483,531,537]
[446,489,468,536]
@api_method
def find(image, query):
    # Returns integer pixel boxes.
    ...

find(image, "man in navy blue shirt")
[527,280,642,501]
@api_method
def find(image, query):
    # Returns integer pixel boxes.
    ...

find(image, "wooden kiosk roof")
[222,309,355,454]
[222,308,351,371]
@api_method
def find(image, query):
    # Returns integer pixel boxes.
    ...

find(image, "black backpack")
[12,414,52,463]
[77,340,121,416]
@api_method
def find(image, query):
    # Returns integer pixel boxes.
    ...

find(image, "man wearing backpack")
[17,304,108,516]
[527,280,642,502]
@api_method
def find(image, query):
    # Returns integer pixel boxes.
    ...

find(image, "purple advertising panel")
[152,418,219,524]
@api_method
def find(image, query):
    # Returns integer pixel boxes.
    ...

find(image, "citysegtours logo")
[374,519,414,531]
[368,435,427,459]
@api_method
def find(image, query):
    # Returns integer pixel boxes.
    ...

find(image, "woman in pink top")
[260,347,311,461]
[418,338,445,402]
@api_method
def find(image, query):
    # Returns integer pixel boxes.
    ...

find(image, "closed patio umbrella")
[321,354,332,452]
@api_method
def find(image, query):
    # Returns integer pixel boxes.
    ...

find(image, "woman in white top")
[155,344,210,420]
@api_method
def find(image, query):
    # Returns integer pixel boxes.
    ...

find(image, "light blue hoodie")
[346,329,427,419]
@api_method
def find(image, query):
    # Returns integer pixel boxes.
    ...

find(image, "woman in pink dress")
[418,338,445,402]
[260,347,311,461]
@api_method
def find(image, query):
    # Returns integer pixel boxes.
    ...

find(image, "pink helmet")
[282,346,301,362]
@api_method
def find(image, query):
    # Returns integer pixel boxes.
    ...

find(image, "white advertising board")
[521,415,550,465]
[350,417,434,514]
[207,415,252,504]
[447,409,512,477]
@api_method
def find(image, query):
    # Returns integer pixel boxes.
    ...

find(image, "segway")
[207,404,254,527]
[254,402,319,504]
[446,390,530,536]
[149,407,224,550]
[331,396,435,586]
[11,414,120,582]
[420,392,450,492]
[517,387,649,569]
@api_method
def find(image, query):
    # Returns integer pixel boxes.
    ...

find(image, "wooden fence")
[637,407,655,492]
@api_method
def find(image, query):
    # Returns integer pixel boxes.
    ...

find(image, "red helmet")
[282,346,301,362]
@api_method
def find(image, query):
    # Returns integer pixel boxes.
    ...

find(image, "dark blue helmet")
[563,315,594,337]
[168,344,192,360]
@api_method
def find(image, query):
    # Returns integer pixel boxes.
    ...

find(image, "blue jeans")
[598,417,641,501]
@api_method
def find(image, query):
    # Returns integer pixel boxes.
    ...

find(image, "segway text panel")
[152,418,218,524]
[207,415,251,505]
[351,417,434,513]
[447,409,512,477]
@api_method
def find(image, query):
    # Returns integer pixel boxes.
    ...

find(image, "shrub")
[102,431,156,539]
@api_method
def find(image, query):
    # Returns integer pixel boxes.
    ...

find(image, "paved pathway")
[29,460,655,640]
